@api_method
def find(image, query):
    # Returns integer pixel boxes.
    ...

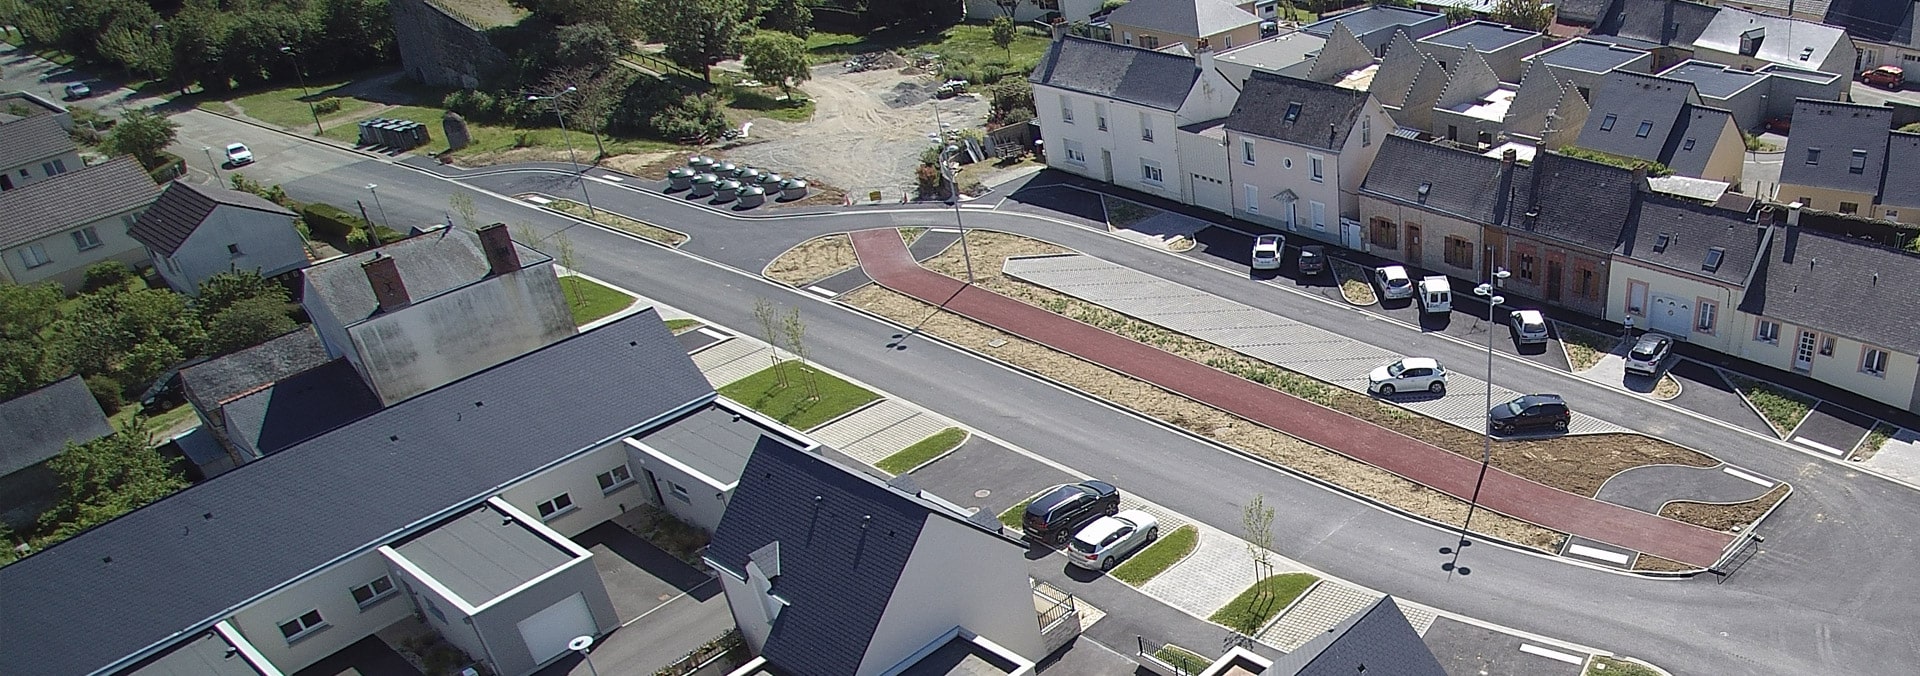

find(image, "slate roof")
[1739,228,1920,354]
[1617,194,1763,285]
[1303,5,1443,40]
[1263,596,1447,675]
[1506,151,1640,251]
[129,180,296,256]
[220,358,382,456]
[1881,131,1920,208]
[1419,20,1541,51]
[1578,72,1698,162]
[0,114,74,170]
[1226,72,1373,150]
[1778,99,1893,195]
[1662,105,1736,177]
[1556,0,1615,25]
[1595,0,1718,46]
[708,439,1016,676]
[0,310,715,676]
[0,156,161,250]
[0,375,112,477]
[1105,0,1262,38]
[303,226,551,325]
[1658,60,1769,99]
[180,326,332,408]
[1531,38,1650,74]
[1693,7,1850,67]
[1821,0,1914,45]
[633,402,804,487]
[1732,0,1836,21]
[1029,36,1200,112]
[1360,136,1524,224]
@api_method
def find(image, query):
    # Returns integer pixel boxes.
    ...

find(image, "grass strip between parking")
[1152,644,1211,673]
[876,427,966,475]
[1209,573,1319,634]
[665,319,703,333]
[1724,373,1815,437]
[999,493,1040,530]
[546,199,688,246]
[557,276,633,326]
[1584,655,1662,676]
[718,363,879,431]
[1111,525,1199,586]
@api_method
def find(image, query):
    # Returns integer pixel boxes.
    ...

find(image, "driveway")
[908,436,1077,519]
[290,636,421,676]
[537,523,729,676]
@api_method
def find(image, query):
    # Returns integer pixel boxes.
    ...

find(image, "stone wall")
[389,0,509,89]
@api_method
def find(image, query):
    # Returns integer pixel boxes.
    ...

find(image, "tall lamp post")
[277,46,322,135]
[365,183,393,233]
[567,636,599,676]
[929,100,975,284]
[527,87,597,218]
[1442,263,1511,578]
[202,146,222,184]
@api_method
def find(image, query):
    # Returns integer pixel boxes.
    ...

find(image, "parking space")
[1789,402,1880,458]
[572,522,717,621]
[907,436,1078,518]
[1664,360,1774,436]
[1368,291,1570,371]
[1421,617,1587,676]
[291,636,422,676]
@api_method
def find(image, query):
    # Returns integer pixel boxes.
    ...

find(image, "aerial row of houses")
[1029,5,1920,415]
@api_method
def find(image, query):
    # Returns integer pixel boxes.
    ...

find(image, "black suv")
[1489,394,1571,434]
[1022,480,1120,545]
[1297,245,1326,275]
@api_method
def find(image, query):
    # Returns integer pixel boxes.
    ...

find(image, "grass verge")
[1102,196,1157,229]
[665,318,702,333]
[321,103,680,161]
[1724,374,1815,436]
[802,22,1052,83]
[1152,645,1210,674]
[999,493,1040,530]
[1111,525,1199,586]
[1209,573,1318,634]
[876,427,967,475]
[1330,260,1378,306]
[1558,323,1618,371]
[216,79,371,130]
[728,89,814,122]
[1585,655,1662,676]
[902,227,927,246]
[110,403,201,443]
[718,363,879,430]
[545,199,688,246]
[557,276,633,326]
[1855,423,1898,460]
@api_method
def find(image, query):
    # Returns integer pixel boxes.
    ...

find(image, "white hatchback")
[1376,265,1413,299]
[225,143,255,167]
[1368,357,1447,396]
[1509,309,1550,344]
[1251,234,1284,270]
[1068,509,1159,571]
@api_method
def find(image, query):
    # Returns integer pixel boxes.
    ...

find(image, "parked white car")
[1376,265,1413,299]
[1368,357,1447,396]
[1624,333,1673,376]
[1251,234,1284,270]
[224,143,255,167]
[1068,509,1159,571]
[1509,310,1550,344]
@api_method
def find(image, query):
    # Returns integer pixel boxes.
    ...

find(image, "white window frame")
[72,226,102,251]
[1244,184,1260,213]
[1060,95,1074,124]
[1063,139,1086,165]
[1695,301,1717,333]
[1755,320,1780,343]
[1309,155,1324,182]
[1139,111,1153,142]
[1242,140,1256,165]
[536,492,575,520]
[1141,160,1163,185]
[1861,347,1889,376]
[597,464,634,493]
[277,610,327,644]
[1309,200,1326,230]
[18,243,51,269]
[1361,117,1371,147]
[350,575,397,609]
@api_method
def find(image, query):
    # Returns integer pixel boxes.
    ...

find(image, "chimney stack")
[362,253,410,312]
[478,222,522,276]
[1050,18,1068,42]
[1787,201,1803,226]
[1501,148,1518,167]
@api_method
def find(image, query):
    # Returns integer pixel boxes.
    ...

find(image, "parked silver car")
[1068,509,1159,570]
[1624,334,1673,376]
[1509,310,1550,345]
[1375,265,1413,299]
[1368,357,1447,396]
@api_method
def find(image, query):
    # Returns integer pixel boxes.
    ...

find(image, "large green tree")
[641,0,748,82]
[757,0,813,37]
[742,30,811,98]
[1491,0,1553,31]
[50,284,204,391]
[0,283,63,400]
[101,110,180,169]
[37,420,188,542]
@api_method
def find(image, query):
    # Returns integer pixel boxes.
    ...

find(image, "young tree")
[742,31,812,99]
[448,190,481,230]
[992,0,1028,18]
[1491,0,1553,31]
[753,298,788,387]
[641,0,748,82]
[758,0,813,37]
[990,16,1017,59]
[101,109,180,168]
[782,307,817,398]
[1240,493,1276,632]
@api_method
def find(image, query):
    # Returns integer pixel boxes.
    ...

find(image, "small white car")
[224,143,254,167]
[1368,357,1447,396]
[1068,509,1159,571]
[1509,309,1550,344]
[1251,234,1284,270]
[64,82,92,99]
[1624,333,1673,376]
[1376,265,1413,299]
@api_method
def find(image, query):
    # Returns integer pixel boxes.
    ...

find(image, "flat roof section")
[1420,20,1538,51]
[896,634,1026,676]
[1303,5,1441,38]
[1659,61,1768,98]
[125,631,267,676]
[394,503,575,606]
[1447,86,1518,121]
[1531,39,1647,74]
[633,401,803,488]
[1218,31,1326,71]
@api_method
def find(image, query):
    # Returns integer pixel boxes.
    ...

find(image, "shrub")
[82,261,134,293]
[85,375,123,415]
[916,164,945,197]
[300,203,367,240]
[651,93,730,143]
[204,296,298,355]
[312,97,343,115]
[347,225,408,250]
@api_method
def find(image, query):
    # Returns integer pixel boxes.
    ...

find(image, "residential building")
[0,156,162,292]
[1431,49,1521,148]
[1302,5,1449,56]
[1358,136,1526,275]
[177,327,380,475]
[1192,596,1447,675]
[1609,195,1771,352]
[0,114,82,192]
[0,91,71,127]
[1577,71,1746,183]
[1525,38,1655,98]
[1496,151,1644,316]
[1588,0,1733,70]
[708,441,1053,676]
[0,376,112,530]
[1656,59,1847,130]
[963,0,1102,22]
[1416,20,1546,83]
[1107,0,1265,51]
[1214,29,1328,84]
[1807,0,1920,81]
[1688,5,1856,74]
[1030,35,1241,206]
[1880,130,1920,222]
[1225,72,1394,247]
[301,223,575,406]
[1776,99,1894,218]
[129,181,309,295]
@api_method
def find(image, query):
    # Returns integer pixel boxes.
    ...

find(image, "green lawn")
[1209,573,1319,634]
[1726,374,1816,436]
[1111,525,1198,585]
[1152,645,1210,674]
[1585,656,1661,676]
[728,89,815,123]
[557,276,633,326]
[321,104,679,159]
[665,318,703,333]
[876,427,966,475]
[999,492,1040,529]
[718,363,880,430]
[108,402,202,443]
[802,22,1051,83]
[545,199,688,246]
[214,79,372,130]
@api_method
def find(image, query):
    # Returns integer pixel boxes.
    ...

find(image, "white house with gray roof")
[0,114,82,192]
[1106,0,1266,51]
[1225,71,1395,245]
[1689,5,1855,74]
[1303,5,1449,56]
[129,180,307,295]
[0,155,162,292]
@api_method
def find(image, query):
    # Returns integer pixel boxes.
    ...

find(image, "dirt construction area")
[723,62,990,202]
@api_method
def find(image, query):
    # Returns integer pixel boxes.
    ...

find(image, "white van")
[1418,276,1452,314]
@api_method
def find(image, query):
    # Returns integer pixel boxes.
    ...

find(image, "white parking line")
[1520,643,1585,664]
[1793,437,1847,456]
[807,285,838,297]
[1722,466,1777,487]
[521,195,552,204]
[1566,544,1631,565]
[696,327,730,341]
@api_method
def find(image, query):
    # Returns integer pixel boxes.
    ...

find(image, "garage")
[518,594,598,665]
[1648,294,1692,338]
[1190,173,1231,213]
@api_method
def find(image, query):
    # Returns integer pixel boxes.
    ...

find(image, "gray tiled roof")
[303,226,551,325]
[1693,7,1849,67]
[1578,72,1698,162]
[0,156,161,250]
[1733,0,1835,21]
[1360,136,1523,224]
[1105,0,1262,38]
[1882,131,1920,208]
[1662,105,1736,177]
[634,403,802,487]
[180,326,332,407]
[1303,5,1443,40]
[1531,38,1650,74]
[0,114,74,170]
[1418,20,1540,50]
[1739,228,1920,354]
[220,358,382,456]
[0,375,111,477]
[1555,0,1615,25]
[1226,72,1372,150]
[1822,0,1913,46]
[1617,195,1763,285]
[1596,0,1718,46]
[1506,151,1639,251]
[129,180,295,256]
[1029,36,1200,112]
[0,310,715,676]
[1778,100,1893,196]
[1265,596,1447,675]
[1659,60,1769,99]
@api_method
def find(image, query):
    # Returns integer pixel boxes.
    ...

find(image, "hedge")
[300,203,368,240]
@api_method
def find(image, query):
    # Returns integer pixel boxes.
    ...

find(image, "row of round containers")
[671,157,808,202]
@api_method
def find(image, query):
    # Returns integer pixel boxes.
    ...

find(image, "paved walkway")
[809,399,957,467]
[849,228,1735,567]
[1860,426,1920,484]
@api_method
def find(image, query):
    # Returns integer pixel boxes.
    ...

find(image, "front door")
[1545,260,1564,302]
[1405,224,1422,265]
[1795,331,1817,371]
[1100,149,1112,183]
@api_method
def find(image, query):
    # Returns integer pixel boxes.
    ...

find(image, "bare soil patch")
[1660,484,1790,533]
[604,150,689,178]
[766,234,858,287]
[1632,555,1694,572]
[1330,260,1378,306]
[453,146,581,167]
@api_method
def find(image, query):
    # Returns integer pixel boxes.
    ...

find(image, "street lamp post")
[527,87,597,218]
[202,146,222,184]
[568,636,599,676]
[365,183,392,234]
[930,101,975,284]
[277,46,322,135]
[1443,262,1511,578]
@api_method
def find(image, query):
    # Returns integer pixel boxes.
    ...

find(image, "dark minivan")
[1489,394,1571,434]
[1022,480,1120,545]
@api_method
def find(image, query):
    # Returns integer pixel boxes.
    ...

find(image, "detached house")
[0,156,161,292]
[1776,99,1905,221]
[1225,72,1393,247]
[1106,0,1265,51]
[130,180,308,295]
[1577,71,1745,183]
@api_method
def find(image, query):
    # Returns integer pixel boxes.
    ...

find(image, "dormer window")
[1653,234,1670,252]
[1703,247,1725,272]
[1284,102,1302,123]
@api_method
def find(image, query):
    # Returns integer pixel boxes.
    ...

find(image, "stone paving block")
[1171,309,1283,331]
[808,399,919,448]
[840,413,956,463]
[1117,495,1191,533]
[1395,600,1440,635]
[689,338,758,371]
[1258,582,1383,651]
[1140,527,1273,616]
[1187,325,1305,347]
[699,347,781,388]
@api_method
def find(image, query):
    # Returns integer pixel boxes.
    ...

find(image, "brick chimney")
[1501,148,1518,166]
[362,253,410,312]
[1195,37,1215,74]
[477,222,521,275]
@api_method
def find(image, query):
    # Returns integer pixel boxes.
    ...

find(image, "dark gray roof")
[303,226,551,325]
[1506,151,1640,251]
[0,114,74,169]
[124,631,267,676]
[0,156,161,250]
[1658,60,1769,99]
[1822,0,1912,45]
[394,503,574,604]
[634,403,801,487]
[180,327,332,408]
[1662,105,1736,177]
[129,181,295,256]
[1882,131,1920,208]
[1729,0,1835,23]
[1555,0,1615,25]
[1303,5,1443,39]
[1360,136,1524,224]
[1617,195,1763,284]
[1578,72,1698,162]
[1028,36,1199,112]
[1225,72,1372,150]
[220,358,382,456]
[1778,100,1893,195]
[1532,38,1650,74]
[1739,228,1920,354]
[1419,20,1540,50]
[1105,0,1262,37]
[0,375,112,477]
[0,310,715,676]
[1264,596,1447,676]
[1596,0,1718,46]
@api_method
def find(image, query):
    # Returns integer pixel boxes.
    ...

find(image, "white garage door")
[517,593,597,665]
[1190,174,1231,214]
[1649,294,1692,338]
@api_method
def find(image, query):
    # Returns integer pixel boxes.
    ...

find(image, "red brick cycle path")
[849,228,1735,568]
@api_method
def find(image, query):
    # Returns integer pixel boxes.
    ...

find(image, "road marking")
[807,285,838,297]
[1722,466,1776,487]
[961,203,997,210]
[600,174,624,182]
[1520,644,1584,665]
[1566,544,1631,565]
[1794,437,1847,456]
[697,327,730,341]
[521,195,552,204]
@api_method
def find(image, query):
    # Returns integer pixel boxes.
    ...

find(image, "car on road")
[1297,244,1326,275]
[224,143,254,167]
[1251,234,1284,270]
[1376,265,1413,299]
[63,82,92,99]
[1623,333,1673,376]
[1508,309,1550,344]
[1023,480,1121,546]
[1860,65,1904,90]
[1068,509,1159,570]
[1368,357,1447,396]
[1490,394,1571,434]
